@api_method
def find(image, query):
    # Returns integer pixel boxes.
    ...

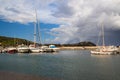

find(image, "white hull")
[91,50,114,55]
[52,48,59,52]
[17,45,30,53]
[43,48,59,52]
[91,46,119,55]
[30,48,43,53]
[30,49,40,53]
[17,47,30,53]
[29,45,43,53]
[17,49,30,53]
[7,47,17,50]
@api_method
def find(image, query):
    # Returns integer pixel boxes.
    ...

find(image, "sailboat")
[91,22,118,55]
[29,9,43,53]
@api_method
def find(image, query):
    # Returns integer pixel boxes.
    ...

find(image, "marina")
[0,44,60,53]
[1,46,120,54]
[0,0,120,80]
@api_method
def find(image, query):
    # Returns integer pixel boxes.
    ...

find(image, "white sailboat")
[91,46,118,55]
[29,9,59,53]
[29,9,42,53]
[91,22,118,55]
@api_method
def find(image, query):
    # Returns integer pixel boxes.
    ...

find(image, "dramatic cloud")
[0,0,59,24]
[51,0,120,45]
[0,0,120,45]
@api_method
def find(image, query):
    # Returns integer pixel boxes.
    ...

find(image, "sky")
[0,0,120,45]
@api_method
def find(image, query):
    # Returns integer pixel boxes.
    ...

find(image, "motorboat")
[7,47,17,54]
[17,44,30,53]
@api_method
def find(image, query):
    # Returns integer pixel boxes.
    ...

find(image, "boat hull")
[30,49,40,53]
[17,49,30,53]
[91,50,117,55]
[8,50,17,54]
[7,47,17,54]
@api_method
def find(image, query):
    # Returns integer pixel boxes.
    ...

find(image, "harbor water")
[0,50,120,80]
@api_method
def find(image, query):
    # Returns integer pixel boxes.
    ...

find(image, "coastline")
[59,46,97,50]
[0,71,59,80]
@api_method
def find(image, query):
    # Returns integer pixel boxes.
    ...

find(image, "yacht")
[43,45,59,52]
[7,47,17,54]
[29,44,41,53]
[17,44,30,53]
[48,45,59,52]
[91,46,118,55]
[91,22,118,55]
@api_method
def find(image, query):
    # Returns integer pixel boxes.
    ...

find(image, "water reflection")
[91,54,119,80]
[0,50,120,80]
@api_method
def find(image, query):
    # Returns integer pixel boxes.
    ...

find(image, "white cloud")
[0,0,59,24]
[0,0,120,44]
[51,0,120,44]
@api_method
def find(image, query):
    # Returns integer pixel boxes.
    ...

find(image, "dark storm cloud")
[104,29,120,45]
[51,0,120,45]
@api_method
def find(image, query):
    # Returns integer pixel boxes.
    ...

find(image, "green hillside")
[0,36,33,47]
[0,36,96,47]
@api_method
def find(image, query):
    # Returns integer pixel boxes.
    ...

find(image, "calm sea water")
[0,50,120,80]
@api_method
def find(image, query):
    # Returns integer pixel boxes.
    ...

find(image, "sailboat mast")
[38,19,42,45]
[34,9,37,47]
[102,22,105,46]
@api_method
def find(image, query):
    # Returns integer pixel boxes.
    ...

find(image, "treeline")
[0,36,33,47]
[45,41,96,47]
[0,36,96,47]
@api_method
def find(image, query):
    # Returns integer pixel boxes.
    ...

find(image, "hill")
[0,36,33,47]
[60,41,96,47]
[0,36,96,47]
[45,41,96,47]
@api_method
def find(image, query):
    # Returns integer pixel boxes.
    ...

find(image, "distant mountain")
[77,41,96,46]
[0,36,33,47]
[60,41,96,47]
[46,41,96,47]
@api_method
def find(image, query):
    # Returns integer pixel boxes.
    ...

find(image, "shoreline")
[0,71,59,80]
[59,46,97,50]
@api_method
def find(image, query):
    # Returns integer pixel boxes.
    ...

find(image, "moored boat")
[48,45,59,52]
[91,46,118,55]
[41,45,59,52]
[17,44,30,53]
[7,47,17,54]
[29,44,41,53]
[91,22,119,55]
